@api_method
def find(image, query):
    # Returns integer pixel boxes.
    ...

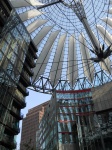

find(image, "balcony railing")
[14,90,26,108]
[29,41,38,52]
[17,82,29,96]
[26,53,36,68]
[10,108,24,120]
[15,90,24,101]
[13,123,20,133]
[20,70,31,86]
[28,47,38,59]
[24,62,34,76]
[6,121,20,134]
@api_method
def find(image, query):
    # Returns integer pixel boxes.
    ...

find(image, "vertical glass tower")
[38,85,112,150]
[57,89,94,150]
[0,0,37,149]
[38,89,103,150]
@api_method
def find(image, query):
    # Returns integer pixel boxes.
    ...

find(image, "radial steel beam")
[37,0,62,10]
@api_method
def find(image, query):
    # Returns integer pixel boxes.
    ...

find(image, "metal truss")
[30,70,112,94]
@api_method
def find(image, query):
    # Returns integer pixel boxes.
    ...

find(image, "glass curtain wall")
[38,90,101,150]
[0,10,30,147]
[56,89,96,150]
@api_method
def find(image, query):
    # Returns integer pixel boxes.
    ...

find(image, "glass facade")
[56,89,95,150]
[38,89,112,150]
[38,98,57,150]
[0,11,30,85]
[0,1,37,149]
[38,90,95,150]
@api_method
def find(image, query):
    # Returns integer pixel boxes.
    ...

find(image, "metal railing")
[26,53,36,67]
[15,89,24,102]
[18,82,29,96]
[6,121,20,133]
[24,62,34,76]
[11,108,24,119]
[21,70,31,85]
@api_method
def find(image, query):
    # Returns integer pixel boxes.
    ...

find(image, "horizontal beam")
[37,0,61,9]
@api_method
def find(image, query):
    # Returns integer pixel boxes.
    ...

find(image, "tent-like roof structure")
[10,0,112,93]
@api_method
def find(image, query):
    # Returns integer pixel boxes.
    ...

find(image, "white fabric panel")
[101,17,112,28]
[32,30,60,82]
[27,19,47,33]
[105,58,111,73]
[50,34,66,86]
[99,58,111,74]
[33,26,53,46]
[10,0,43,7]
[96,25,112,47]
[83,19,100,50]
[67,36,78,87]
[79,33,94,82]
[19,9,43,21]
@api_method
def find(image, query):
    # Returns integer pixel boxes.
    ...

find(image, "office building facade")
[38,90,96,150]
[20,101,49,150]
[0,0,37,149]
[37,83,112,150]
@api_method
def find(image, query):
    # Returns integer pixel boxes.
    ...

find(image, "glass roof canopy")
[10,0,112,93]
